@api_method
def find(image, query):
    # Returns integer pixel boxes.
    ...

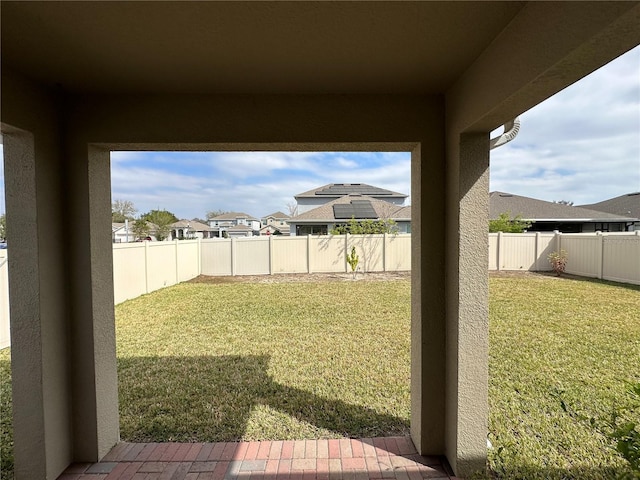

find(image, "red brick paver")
[57,437,456,480]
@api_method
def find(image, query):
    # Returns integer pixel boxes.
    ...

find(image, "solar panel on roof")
[333,200,378,219]
[316,184,394,196]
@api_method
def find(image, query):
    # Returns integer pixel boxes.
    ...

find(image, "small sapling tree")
[346,246,359,279]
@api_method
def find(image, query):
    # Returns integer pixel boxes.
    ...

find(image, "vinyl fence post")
[269,234,274,275]
[175,239,180,283]
[345,234,349,273]
[307,234,312,274]
[534,232,541,271]
[596,231,604,280]
[555,231,562,256]
[231,237,236,276]
[144,240,150,294]
[383,233,387,272]
[496,231,503,271]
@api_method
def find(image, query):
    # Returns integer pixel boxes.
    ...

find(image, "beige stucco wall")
[0,251,9,350]
[2,70,72,480]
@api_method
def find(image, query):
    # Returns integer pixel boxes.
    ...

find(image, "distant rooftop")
[295,183,407,199]
[490,192,638,221]
[291,194,410,222]
[262,211,290,219]
[210,212,258,221]
[578,192,640,220]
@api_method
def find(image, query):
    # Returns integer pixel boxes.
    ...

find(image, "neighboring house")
[112,221,143,243]
[170,219,215,240]
[288,194,411,236]
[112,222,129,243]
[227,224,254,238]
[260,211,291,236]
[208,212,261,237]
[578,192,640,231]
[113,221,171,242]
[490,191,638,233]
[294,183,408,214]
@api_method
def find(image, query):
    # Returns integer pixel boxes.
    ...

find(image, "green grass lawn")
[115,280,411,443]
[0,274,638,479]
[486,275,640,479]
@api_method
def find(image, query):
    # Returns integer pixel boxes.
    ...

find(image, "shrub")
[548,249,568,276]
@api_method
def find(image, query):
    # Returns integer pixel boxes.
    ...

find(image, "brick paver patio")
[56,436,460,479]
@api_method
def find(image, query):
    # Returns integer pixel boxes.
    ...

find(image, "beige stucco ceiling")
[1,1,526,95]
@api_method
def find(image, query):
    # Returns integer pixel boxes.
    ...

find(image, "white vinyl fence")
[2,232,638,349]
[113,240,201,304]
[489,231,640,285]
[200,234,412,276]
[114,234,411,304]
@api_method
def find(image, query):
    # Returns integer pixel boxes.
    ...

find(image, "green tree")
[489,212,532,233]
[112,199,137,223]
[330,217,399,235]
[132,218,152,240]
[0,213,5,241]
[141,209,178,241]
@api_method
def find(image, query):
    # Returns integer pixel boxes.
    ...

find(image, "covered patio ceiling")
[1,1,528,95]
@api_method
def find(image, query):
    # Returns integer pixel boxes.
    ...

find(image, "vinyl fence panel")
[602,235,640,285]
[234,237,270,275]
[488,233,555,271]
[349,234,385,272]
[113,243,148,304]
[176,240,200,281]
[271,236,309,273]
[560,234,601,278]
[201,239,233,276]
[384,234,411,271]
[310,235,347,273]
[146,242,179,292]
[488,232,639,285]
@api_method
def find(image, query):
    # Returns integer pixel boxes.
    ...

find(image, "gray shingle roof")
[490,192,637,221]
[577,192,640,219]
[295,183,407,199]
[290,194,410,222]
[171,219,213,231]
[262,211,290,219]
[210,212,258,221]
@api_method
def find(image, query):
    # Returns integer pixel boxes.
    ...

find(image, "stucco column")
[67,144,120,461]
[445,133,490,476]
[410,139,447,454]
[3,127,72,479]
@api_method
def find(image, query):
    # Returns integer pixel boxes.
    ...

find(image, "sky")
[0,46,638,220]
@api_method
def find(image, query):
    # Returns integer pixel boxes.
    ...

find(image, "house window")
[296,225,328,235]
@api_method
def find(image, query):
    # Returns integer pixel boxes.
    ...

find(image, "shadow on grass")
[118,354,408,443]
[529,271,640,292]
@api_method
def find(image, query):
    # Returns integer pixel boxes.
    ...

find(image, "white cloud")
[2,47,637,218]
[109,150,411,219]
[490,45,640,204]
